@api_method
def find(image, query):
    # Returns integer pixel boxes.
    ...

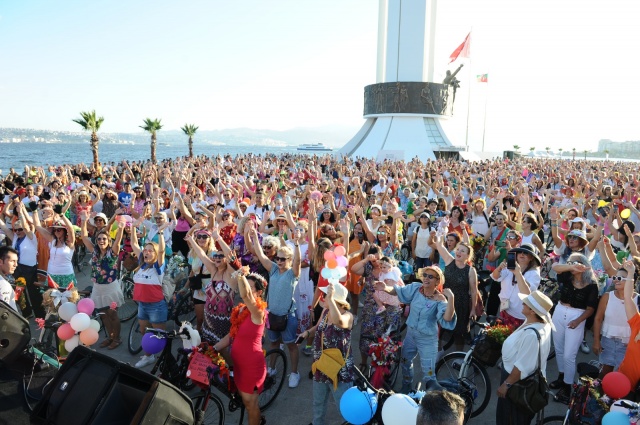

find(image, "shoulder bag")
[266,285,293,332]
[311,314,349,390]
[506,327,550,416]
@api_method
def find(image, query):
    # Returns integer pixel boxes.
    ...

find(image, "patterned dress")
[201,279,236,344]
[358,262,402,356]
[444,262,472,334]
[313,310,354,385]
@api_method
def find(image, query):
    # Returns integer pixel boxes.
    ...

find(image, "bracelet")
[294,244,299,247]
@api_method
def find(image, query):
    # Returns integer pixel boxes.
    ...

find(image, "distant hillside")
[0,125,359,148]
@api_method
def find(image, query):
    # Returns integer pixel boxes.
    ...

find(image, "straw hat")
[567,229,588,243]
[518,291,554,328]
[417,265,444,283]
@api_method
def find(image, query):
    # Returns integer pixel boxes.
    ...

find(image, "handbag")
[188,265,206,290]
[267,299,294,332]
[311,315,348,390]
[506,327,549,415]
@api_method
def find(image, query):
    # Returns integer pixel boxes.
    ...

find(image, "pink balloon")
[79,328,99,346]
[77,298,95,315]
[57,322,75,340]
[336,256,348,268]
[334,246,346,257]
[324,251,336,261]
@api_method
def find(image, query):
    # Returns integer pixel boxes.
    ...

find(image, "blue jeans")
[401,327,438,387]
[312,380,352,425]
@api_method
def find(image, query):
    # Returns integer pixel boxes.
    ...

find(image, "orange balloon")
[327,259,338,269]
[79,328,99,346]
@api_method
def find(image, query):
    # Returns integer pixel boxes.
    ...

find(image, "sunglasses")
[610,276,629,282]
[154,217,164,221]
[377,231,387,235]
[506,235,518,240]
[422,273,438,280]
[222,213,230,218]
[96,238,109,242]
[566,235,579,240]
[14,228,24,232]
[276,220,286,223]
[196,234,210,240]
[54,228,65,232]
[274,256,290,262]
[263,244,274,249]
[212,254,225,259]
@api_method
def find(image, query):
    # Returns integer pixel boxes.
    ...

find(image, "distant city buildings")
[598,139,640,154]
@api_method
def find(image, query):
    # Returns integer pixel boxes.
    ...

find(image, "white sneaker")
[580,340,591,354]
[134,354,156,368]
[267,367,277,377]
[288,372,300,388]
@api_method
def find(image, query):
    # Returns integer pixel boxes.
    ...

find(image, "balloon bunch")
[56,298,100,352]
[339,387,378,424]
[600,372,638,425]
[321,246,348,284]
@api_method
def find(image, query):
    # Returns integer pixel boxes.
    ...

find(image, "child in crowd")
[374,256,404,314]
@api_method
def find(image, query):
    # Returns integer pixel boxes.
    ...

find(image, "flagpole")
[482,79,488,152]
[464,28,472,151]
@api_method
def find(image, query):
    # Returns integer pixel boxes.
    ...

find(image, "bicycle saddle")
[423,378,445,393]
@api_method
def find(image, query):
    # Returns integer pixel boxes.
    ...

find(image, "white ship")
[297,143,333,152]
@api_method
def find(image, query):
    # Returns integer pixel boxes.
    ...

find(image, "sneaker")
[134,354,156,368]
[302,345,313,356]
[267,367,277,377]
[375,306,386,315]
[580,340,591,354]
[288,372,300,388]
[353,316,358,326]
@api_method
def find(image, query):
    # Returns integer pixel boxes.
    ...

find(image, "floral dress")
[358,262,402,356]
[90,248,124,309]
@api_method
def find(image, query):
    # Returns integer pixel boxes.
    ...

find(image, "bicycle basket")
[538,279,560,305]
[471,334,502,366]
[568,376,610,425]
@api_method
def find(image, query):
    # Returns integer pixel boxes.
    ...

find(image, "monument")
[339,0,464,161]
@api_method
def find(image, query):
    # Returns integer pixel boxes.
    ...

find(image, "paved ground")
[41,269,592,424]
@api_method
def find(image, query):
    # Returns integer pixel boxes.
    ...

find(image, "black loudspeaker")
[0,300,31,363]
[32,345,194,425]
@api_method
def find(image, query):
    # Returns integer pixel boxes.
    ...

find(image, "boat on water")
[297,143,333,152]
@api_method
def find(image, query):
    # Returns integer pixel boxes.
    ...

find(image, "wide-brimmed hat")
[509,244,541,266]
[370,204,382,212]
[518,291,555,329]
[408,193,418,200]
[319,283,349,305]
[567,229,588,243]
[89,212,108,226]
[50,220,66,229]
[619,220,636,234]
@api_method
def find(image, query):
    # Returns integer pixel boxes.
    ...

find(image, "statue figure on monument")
[443,64,464,110]
[420,84,437,114]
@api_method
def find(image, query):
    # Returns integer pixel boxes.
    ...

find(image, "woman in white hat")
[496,290,553,424]
[491,244,541,329]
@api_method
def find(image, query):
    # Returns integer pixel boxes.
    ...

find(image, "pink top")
[174,216,191,232]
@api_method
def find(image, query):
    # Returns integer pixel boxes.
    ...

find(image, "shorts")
[137,299,168,324]
[599,335,627,368]
[266,312,298,344]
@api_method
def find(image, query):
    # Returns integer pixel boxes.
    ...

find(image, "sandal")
[100,338,113,348]
[107,339,122,350]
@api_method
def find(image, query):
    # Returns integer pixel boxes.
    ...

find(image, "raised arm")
[80,213,95,253]
[233,268,264,322]
[249,226,272,272]
[623,260,638,320]
[434,232,455,265]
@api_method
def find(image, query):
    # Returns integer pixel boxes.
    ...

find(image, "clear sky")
[1,0,639,153]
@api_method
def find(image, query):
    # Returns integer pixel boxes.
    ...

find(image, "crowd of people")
[1,153,640,424]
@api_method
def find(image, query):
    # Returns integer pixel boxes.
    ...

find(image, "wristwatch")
[504,382,512,389]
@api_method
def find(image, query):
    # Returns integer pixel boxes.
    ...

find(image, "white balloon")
[337,267,347,278]
[58,302,78,322]
[610,399,632,415]
[64,335,80,352]
[381,393,419,425]
[89,319,101,332]
[70,312,91,332]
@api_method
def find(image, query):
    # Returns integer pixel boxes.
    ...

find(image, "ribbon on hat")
[50,289,75,307]
[526,295,556,332]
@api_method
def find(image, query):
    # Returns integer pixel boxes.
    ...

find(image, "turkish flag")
[449,32,471,63]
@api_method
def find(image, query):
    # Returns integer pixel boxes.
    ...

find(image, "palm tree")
[72,110,105,171]
[545,147,551,155]
[181,124,199,158]
[604,149,610,160]
[583,149,589,160]
[513,145,521,153]
[140,118,163,163]
[558,148,563,157]
[572,147,576,160]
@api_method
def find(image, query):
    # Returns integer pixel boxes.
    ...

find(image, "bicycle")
[145,327,197,391]
[128,288,196,354]
[359,323,406,391]
[21,331,63,411]
[117,269,138,322]
[72,237,88,273]
[192,347,288,425]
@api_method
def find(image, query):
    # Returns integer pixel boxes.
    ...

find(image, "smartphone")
[507,252,516,269]
[294,335,306,345]
[597,206,609,217]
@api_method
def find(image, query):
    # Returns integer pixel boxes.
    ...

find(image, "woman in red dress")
[213,267,267,425]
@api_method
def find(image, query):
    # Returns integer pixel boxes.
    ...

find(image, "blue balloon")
[602,411,631,425]
[339,387,377,425]
[321,268,331,279]
[141,332,167,355]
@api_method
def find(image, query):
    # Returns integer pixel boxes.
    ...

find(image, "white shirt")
[501,322,551,378]
[0,275,18,312]
[12,234,38,267]
[245,204,269,221]
[495,268,541,320]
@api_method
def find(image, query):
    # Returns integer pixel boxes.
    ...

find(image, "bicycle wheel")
[440,329,456,351]
[128,317,143,355]
[118,277,138,322]
[260,348,287,411]
[192,394,225,425]
[542,415,567,424]
[173,295,195,326]
[175,349,196,392]
[435,352,491,418]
